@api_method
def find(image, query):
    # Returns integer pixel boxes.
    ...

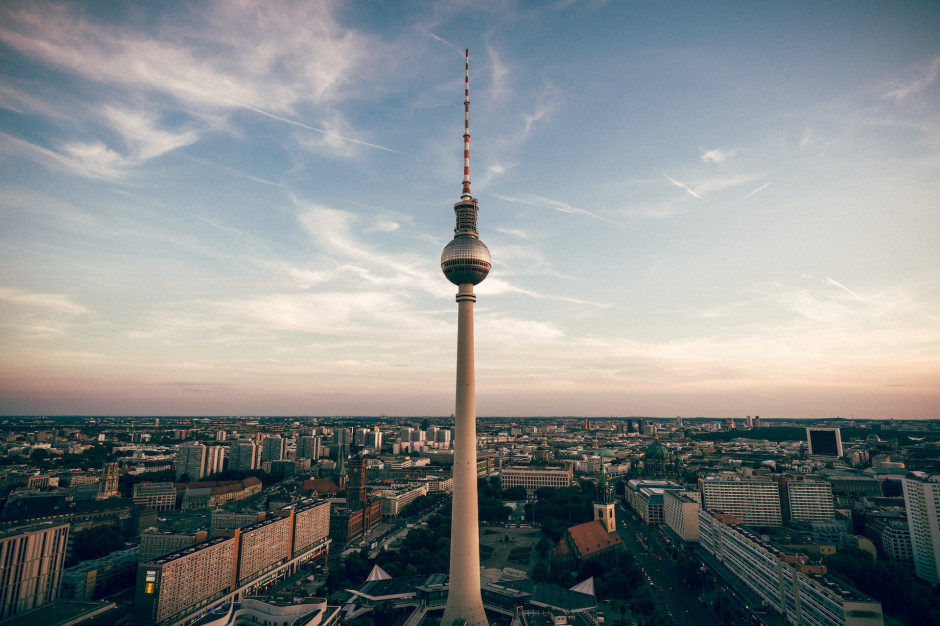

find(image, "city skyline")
[1,1,938,419]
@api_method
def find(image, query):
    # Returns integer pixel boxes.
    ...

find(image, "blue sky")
[1,1,938,419]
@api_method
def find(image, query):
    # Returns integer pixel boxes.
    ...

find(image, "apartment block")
[134,536,238,626]
[175,443,206,481]
[0,522,70,620]
[663,490,701,541]
[786,479,835,522]
[699,510,883,626]
[902,474,940,585]
[134,499,331,626]
[139,530,209,562]
[699,476,782,527]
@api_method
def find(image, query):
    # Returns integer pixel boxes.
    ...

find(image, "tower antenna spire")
[462,48,471,199]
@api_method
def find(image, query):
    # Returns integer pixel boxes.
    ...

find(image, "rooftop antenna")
[462,48,472,200]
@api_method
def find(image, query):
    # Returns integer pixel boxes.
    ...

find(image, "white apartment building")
[205,445,225,476]
[902,474,940,585]
[500,466,573,496]
[699,510,883,626]
[381,483,429,516]
[663,490,701,541]
[787,479,835,522]
[699,476,782,527]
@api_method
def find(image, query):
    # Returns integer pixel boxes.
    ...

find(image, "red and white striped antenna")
[461,48,472,200]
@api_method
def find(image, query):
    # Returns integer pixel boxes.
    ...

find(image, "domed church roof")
[645,441,669,459]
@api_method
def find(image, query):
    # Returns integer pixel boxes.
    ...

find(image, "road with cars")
[615,503,723,626]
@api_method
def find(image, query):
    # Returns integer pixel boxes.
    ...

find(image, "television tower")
[440,49,491,626]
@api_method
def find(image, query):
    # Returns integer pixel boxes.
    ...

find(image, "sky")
[0,1,938,420]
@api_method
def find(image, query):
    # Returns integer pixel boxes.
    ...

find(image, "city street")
[616,503,722,626]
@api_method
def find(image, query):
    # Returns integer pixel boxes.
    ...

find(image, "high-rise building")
[783,478,835,522]
[205,445,225,476]
[0,522,70,620]
[260,435,285,463]
[297,435,321,461]
[175,442,206,481]
[902,474,940,585]
[228,439,258,472]
[439,49,491,626]
[698,476,782,527]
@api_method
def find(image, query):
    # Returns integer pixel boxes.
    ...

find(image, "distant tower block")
[440,49,490,626]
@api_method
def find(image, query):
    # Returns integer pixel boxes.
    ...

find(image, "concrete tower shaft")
[440,49,489,626]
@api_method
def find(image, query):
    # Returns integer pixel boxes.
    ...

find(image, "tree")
[502,485,527,501]
[69,525,127,566]
[536,536,551,557]
[633,585,656,616]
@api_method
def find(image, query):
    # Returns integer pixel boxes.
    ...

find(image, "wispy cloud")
[743,181,771,199]
[232,102,403,154]
[825,277,888,318]
[883,55,940,102]
[701,148,736,163]
[494,193,618,224]
[0,287,89,336]
[662,173,704,200]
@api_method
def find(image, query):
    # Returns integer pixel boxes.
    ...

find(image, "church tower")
[593,463,616,533]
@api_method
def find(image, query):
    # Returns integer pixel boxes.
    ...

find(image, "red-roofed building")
[552,519,624,571]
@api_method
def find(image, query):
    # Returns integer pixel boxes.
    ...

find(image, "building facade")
[500,466,573,496]
[699,476,782,527]
[663,490,701,542]
[133,482,177,512]
[785,479,835,522]
[176,443,206,481]
[134,499,331,626]
[902,474,940,585]
[0,522,70,620]
[699,510,883,626]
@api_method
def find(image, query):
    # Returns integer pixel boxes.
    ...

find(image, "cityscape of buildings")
[0,415,938,626]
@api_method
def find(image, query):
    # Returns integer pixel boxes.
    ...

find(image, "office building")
[99,461,120,497]
[902,474,940,584]
[663,490,701,542]
[500,466,573,496]
[205,445,225,476]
